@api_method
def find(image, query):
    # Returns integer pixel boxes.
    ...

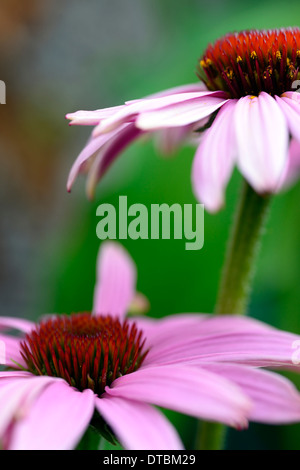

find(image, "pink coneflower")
[66,28,300,211]
[1,242,300,450]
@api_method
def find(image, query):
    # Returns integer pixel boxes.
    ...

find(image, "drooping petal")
[0,371,32,381]
[141,327,300,372]
[92,242,137,319]
[192,100,237,212]
[202,363,300,424]
[106,365,251,428]
[66,125,129,192]
[133,313,208,346]
[0,375,59,439]
[86,124,143,199]
[96,91,227,134]
[9,381,95,450]
[66,105,125,125]
[136,95,228,130]
[126,83,209,104]
[0,316,35,334]
[280,91,300,104]
[274,95,300,189]
[279,138,300,189]
[0,334,26,368]
[234,92,289,193]
[132,314,300,372]
[275,95,300,142]
[95,394,184,450]
[68,85,208,127]
[155,123,196,156]
[133,313,271,361]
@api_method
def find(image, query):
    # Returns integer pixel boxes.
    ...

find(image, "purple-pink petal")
[202,363,300,424]
[0,316,35,334]
[0,375,59,440]
[125,83,209,103]
[234,92,289,193]
[155,123,196,156]
[86,123,143,199]
[279,138,300,189]
[96,90,227,134]
[134,315,300,373]
[9,381,95,450]
[0,334,26,368]
[0,371,32,381]
[133,313,208,345]
[92,241,137,319]
[106,365,251,428]
[66,124,129,192]
[96,394,184,450]
[151,330,300,371]
[136,95,228,130]
[275,95,300,143]
[134,313,271,359]
[192,100,237,211]
[66,105,125,126]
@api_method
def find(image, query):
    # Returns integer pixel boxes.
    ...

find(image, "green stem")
[215,180,271,315]
[195,179,272,450]
[196,421,226,450]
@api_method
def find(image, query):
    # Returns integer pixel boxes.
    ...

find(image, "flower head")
[198,28,300,98]
[20,313,147,396]
[66,28,300,211]
[1,242,300,450]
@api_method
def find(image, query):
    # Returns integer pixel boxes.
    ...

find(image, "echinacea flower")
[1,242,300,450]
[66,28,300,212]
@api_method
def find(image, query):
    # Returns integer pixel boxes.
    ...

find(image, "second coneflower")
[66,28,300,211]
[2,242,300,450]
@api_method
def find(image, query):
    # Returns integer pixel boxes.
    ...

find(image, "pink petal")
[0,316,35,333]
[96,394,184,450]
[86,123,143,199]
[68,85,208,126]
[126,83,208,103]
[155,123,196,156]
[281,91,300,103]
[142,328,300,372]
[132,314,300,372]
[0,334,26,368]
[192,100,237,212]
[96,91,227,134]
[234,92,289,193]
[279,138,300,189]
[203,363,300,424]
[0,371,32,380]
[0,375,59,439]
[275,95,300,142]
[106,365,251,428]
[136,96,228,130]
[66,125,129,192]
[93,242,137,319]
[66,105,125,125]
[10,381,95,450]
[133,314,208,351]
[133,314,271,362]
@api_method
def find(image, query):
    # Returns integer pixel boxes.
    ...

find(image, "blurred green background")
[1,0,300,450]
